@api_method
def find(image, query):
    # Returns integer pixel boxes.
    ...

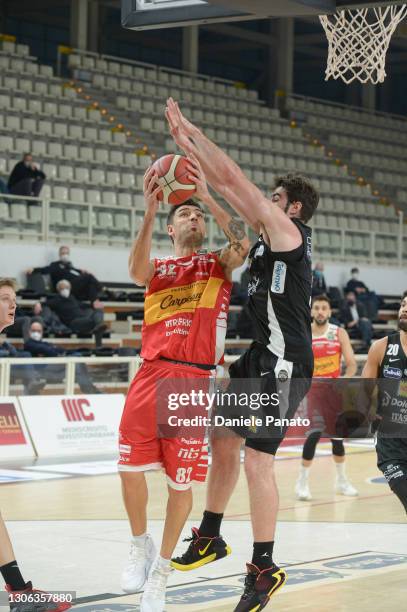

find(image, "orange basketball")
[151,154,197,205]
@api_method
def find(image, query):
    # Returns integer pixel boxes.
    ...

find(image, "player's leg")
[118,363,162,594]
[332,438,358,496]
[295,430,322,500]
[230,442,286,612]
[232,359,312,612]
[0,514,71,611]
[119,468,157,594]
[171,432,240,571]
[141,485,192,612]
[389,476,407,514]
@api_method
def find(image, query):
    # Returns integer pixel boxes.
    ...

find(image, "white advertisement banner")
[0,397,35,459]
[19,395,125,457]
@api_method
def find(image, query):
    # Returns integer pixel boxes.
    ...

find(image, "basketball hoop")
[319,4,407,84]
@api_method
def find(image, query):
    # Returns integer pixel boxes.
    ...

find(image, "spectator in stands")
[344,267,380,319]
[339,290,373,351]
[312,262,328,297]
[24,319,100,394]
[8,153,46,202]
[32,301,71,337]
[47,280,106,347]
[28,245,103,305]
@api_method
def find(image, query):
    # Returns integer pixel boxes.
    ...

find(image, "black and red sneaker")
[6,582,72,612]
[171,527,231,571]
[233,562,287,612]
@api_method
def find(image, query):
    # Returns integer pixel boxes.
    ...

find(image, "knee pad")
[389,477,407,513]
[331,438,345,457]
[302,431,322,461]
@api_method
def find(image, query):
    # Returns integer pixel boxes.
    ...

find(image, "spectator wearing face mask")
[312,262,328,297]
[339,290,373,351]
[27,245,103,306]
[344,267,381,319]
[24,319,100,394]
[8,153,46,202]
[47,280,107,347]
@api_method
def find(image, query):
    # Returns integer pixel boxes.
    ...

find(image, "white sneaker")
[295,478,312,501]
[121,534,156,593]
[140,558,172,612]
[336,478,358,496]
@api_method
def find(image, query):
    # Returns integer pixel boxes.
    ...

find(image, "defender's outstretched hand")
[165,98,199,155]
[186,155,210,203]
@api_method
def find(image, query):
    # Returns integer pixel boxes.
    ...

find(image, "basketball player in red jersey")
[118,161,249,612]
[295,295,358,501]
[0,279,71,612]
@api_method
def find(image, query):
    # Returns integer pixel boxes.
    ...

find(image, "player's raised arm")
[166,98,305,251]
[338,327,357,377]
[128,166,161,286]
[186,155,250,278]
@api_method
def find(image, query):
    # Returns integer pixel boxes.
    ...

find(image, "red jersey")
[141,251,232,365]
[312,323,342,378]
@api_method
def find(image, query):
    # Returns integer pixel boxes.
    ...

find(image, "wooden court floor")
[0,446,405,611]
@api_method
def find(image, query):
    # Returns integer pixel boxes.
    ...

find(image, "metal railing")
[0,355,141,396]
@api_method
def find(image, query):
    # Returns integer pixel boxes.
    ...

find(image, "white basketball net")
[319,4,407,84]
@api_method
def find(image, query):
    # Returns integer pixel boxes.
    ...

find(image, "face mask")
[60,289,70,298]
[352,273,359,280]
[60,254,70,263]
[24,161,31,167]
[314,270,323,278]
[30,331,42,342]
[347,298,355,305]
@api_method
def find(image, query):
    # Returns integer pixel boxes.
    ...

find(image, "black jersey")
[377,332,407,433]
[246,219,313,366]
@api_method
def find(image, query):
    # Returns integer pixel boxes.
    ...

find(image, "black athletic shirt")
[246,218,313,366]
[377,332,407,434]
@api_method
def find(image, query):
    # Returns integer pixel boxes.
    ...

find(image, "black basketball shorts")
[219,341,313,455]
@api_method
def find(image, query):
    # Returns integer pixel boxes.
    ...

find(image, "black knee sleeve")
[302,431,322,461]
[389,478,407,514]
[331,438,345,457]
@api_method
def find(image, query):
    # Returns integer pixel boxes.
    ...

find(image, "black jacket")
[8,161,46,189]
[339,301,367,326]
[33,261,82,290]
[47,295,85,325]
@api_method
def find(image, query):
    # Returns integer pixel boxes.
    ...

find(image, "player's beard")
[398,317,407,332]
[314,317,329,327]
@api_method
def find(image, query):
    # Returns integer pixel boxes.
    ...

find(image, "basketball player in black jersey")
[362,295,407,515]
[166,99,319,611]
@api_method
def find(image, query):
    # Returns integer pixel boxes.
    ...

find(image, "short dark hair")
[273,173,319,224]
[166,199,204,225]
[312,294,331,307]
[351,267,359,274]
[402,291,407,299]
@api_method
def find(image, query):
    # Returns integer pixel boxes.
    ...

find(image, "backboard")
[121,0,407,30]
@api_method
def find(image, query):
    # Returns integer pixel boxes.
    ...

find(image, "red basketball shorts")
[306,381,342,437]
[118,359,213,490]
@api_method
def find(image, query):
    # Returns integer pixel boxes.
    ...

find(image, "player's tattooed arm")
[129,166,160,287]
[186,156,249,276]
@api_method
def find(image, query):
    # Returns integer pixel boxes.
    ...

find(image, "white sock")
[156,555,171,570]
[299,465,310,480]
[335,462,346,480]
[132,533,147,544]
